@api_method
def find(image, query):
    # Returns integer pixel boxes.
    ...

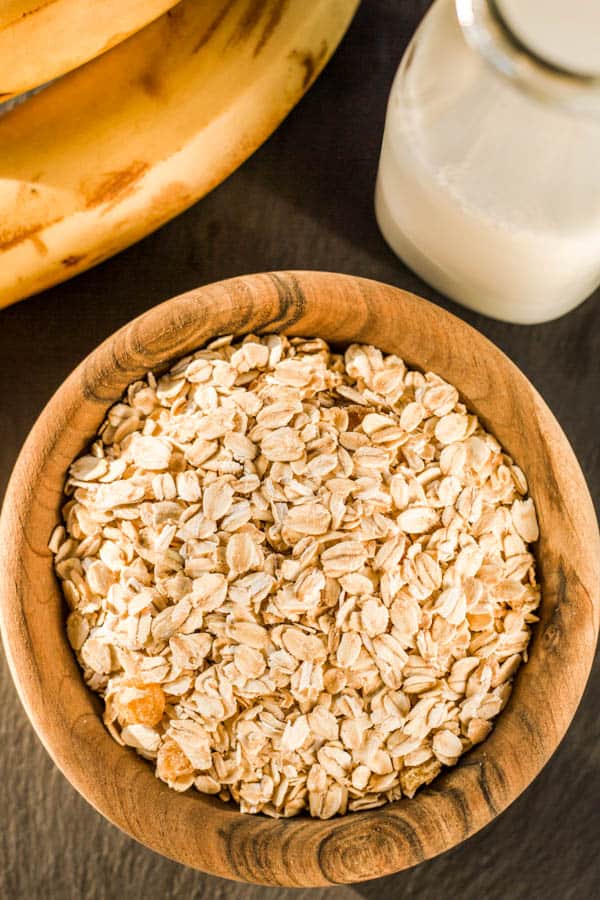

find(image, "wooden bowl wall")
[0,271,598,886]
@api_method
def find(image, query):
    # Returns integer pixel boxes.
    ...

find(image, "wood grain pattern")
[0,271,598,886]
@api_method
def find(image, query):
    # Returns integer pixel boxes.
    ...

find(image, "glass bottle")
[375,0,600,324]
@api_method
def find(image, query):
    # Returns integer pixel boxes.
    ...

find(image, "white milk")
[375,0,600,324]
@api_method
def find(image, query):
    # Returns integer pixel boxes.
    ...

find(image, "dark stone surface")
[1,2,598,898]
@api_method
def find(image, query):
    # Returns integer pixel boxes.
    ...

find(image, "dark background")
[1,2,598,898]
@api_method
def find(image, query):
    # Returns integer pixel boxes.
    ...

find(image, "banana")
[0,0,181,100]
[0,0,359,308]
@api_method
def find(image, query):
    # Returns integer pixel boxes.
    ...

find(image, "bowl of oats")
[0,271,598,885]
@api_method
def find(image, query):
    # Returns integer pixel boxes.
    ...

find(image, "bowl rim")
[1,270,598,886]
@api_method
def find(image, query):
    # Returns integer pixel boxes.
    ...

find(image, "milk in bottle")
[375,0,600,324]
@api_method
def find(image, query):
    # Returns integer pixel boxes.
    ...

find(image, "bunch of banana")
[0,0,359,308]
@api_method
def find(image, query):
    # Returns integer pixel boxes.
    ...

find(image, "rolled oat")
[51,335,541,818]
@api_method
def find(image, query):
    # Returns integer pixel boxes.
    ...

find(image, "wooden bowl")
[1,271,598,886]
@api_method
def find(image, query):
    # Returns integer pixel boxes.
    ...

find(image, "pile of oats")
[51,335,541,818]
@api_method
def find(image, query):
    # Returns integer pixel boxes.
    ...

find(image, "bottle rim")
[456,0,600,118]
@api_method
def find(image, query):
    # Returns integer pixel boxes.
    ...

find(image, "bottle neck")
[495,0,600,78]
[455,0,600,118]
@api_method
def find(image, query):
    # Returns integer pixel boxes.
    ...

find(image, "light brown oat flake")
[52,334,541,819]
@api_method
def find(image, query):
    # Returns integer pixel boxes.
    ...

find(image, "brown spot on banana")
[139,69,162,98]
[289,40,329,90]
[61,254,86,268]
[30,233,48,255]
[84,161,149,210]
[0,220,55,252]
[254,0,289,56]
[231,0,269,48]
[193,0,237,54]
[149,182,193,220]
